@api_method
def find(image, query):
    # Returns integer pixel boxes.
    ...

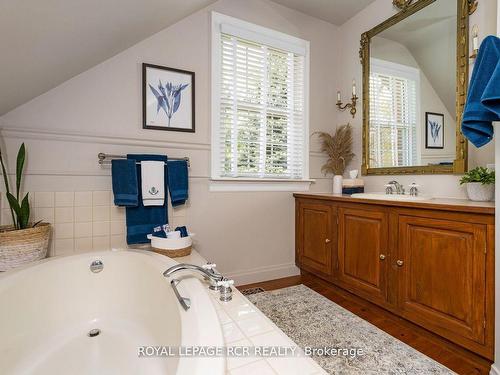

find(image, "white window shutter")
[217,32,306,179]
[369,69,418,168]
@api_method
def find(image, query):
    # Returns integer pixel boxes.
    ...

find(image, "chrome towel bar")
[97,152,190,168]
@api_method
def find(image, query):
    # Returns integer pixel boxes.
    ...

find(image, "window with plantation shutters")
[211,13,310,190]
[369,58,420,168]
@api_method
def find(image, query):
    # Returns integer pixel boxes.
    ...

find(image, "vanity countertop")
[293,193,495,215]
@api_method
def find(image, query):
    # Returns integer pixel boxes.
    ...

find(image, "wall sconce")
[470,25,479,59]
[336,80,358,118]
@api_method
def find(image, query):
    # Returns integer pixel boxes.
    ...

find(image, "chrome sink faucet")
[386,180,405,195]
[163,263,234,306]
[409,183,419,196]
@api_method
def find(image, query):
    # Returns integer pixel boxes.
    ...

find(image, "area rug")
[247,284,453,374]
[240,287,265,296]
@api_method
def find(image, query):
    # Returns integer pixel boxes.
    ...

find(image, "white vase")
[333,175,343,194]
[465,182,494,202]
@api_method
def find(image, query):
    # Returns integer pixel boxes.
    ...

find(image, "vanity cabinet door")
[296,200,335,278]
[397,215,487,347]
[337,207,388,304]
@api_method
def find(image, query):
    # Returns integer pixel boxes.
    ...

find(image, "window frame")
[210,12,311,192]
[369,58,421,168]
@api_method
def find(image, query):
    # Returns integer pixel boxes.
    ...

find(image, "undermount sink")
[351,193,432,201]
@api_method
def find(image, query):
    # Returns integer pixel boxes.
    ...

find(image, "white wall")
[492,4,499,374]
[337,0,497,198]
[0,0,339,284]
[494,121,500,374]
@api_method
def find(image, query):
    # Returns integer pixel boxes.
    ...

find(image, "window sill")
[209,178,315,192]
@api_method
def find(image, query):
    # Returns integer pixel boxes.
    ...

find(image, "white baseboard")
[491,364,500,375]
[226,262,300,286]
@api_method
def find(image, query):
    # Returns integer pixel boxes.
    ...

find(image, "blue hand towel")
[111,159,138,207]
[126,154,168,244]
[167,160,189,207]
[462,36,500,147]
[175,226,189,238]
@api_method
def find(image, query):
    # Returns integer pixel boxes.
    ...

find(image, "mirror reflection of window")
[369,58,420,168]
[363,0,461,173]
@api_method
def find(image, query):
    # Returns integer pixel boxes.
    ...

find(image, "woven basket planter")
[0,223,51,271]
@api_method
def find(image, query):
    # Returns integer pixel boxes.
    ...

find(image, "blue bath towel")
[111,159,138,207]
[462,36,500,147]
[167,160,189,207]
[126,154,168,244]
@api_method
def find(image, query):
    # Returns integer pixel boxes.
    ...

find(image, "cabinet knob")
[379,254,386,260]
[396,260,404,267]
[325,238,331,244]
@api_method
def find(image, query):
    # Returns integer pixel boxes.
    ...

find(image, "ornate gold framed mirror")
[360,0,475,175]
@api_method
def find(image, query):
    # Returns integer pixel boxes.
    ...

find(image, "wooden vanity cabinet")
[295,199,336,279]
[397,211,492,358]
[294,194,495,360]
[337,207,389,305]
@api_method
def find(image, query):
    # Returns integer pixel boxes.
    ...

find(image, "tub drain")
[88,329,101,337]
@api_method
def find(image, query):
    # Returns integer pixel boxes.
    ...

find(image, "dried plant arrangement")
[314,124,355,175]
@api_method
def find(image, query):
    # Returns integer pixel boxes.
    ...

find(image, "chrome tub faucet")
[163,263,234,308]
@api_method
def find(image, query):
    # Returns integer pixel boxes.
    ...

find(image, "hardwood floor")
[238,273,493,375]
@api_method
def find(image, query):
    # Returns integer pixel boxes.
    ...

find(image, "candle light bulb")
[472,24,479,37]
[337,91,341,102]
[472,25,479,51]
[352,80,356,96]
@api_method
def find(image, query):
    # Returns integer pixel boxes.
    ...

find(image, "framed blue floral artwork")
[425,112,444,149]
[143,63,195,132]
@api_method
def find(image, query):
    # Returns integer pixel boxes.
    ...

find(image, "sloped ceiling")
[378,0,457,116]
[0,0,378,116]
[0,0,217,116]
[270,0,376,26]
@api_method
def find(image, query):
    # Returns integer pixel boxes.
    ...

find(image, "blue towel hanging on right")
[167,160,189,207]
[462,35,500,147]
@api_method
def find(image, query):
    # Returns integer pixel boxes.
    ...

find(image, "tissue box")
[342,186,365,194]
[342,178,364,194]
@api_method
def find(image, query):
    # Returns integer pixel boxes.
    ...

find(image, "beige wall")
[337,0,497,198]
[0,0,339,284]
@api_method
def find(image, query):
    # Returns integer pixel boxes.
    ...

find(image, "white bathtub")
[0,250,225,375]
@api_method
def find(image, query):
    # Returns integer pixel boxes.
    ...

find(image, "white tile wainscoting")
[0,191,188,256]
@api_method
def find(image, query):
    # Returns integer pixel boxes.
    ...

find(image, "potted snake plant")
[0,143,51,271]
[460,166,495,202]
